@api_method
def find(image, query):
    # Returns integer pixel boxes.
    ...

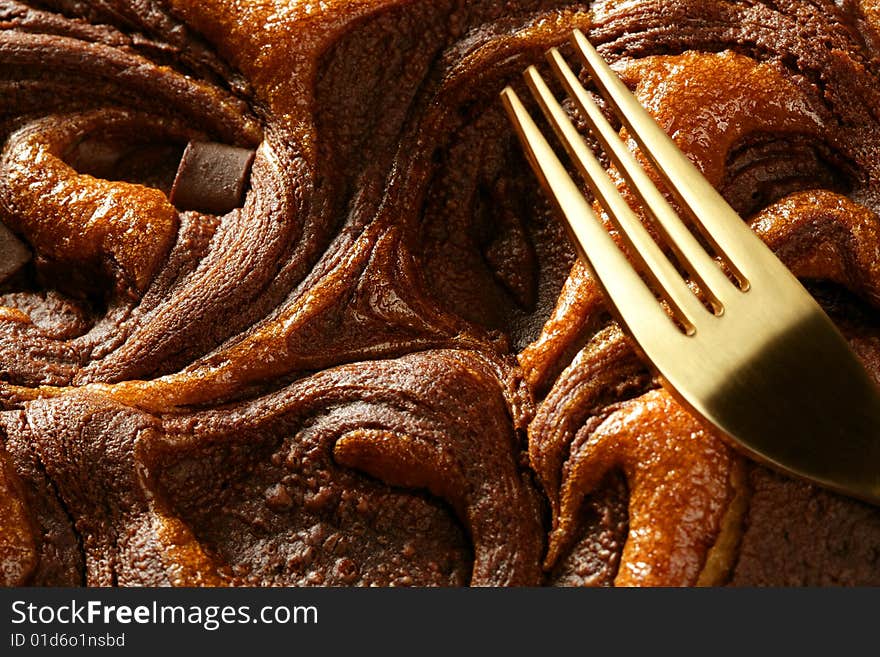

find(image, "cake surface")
[2,0,880,586]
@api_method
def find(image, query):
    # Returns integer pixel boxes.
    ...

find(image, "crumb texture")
[2,0,880,586]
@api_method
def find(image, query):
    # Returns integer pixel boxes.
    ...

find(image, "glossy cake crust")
[1,0,880,586]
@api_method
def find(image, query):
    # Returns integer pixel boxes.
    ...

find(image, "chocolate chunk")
[169,141,255,215]
[0,223,31,284]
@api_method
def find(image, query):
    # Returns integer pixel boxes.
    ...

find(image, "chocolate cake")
[2,0,880,586]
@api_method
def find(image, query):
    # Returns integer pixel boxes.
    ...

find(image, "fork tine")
[500,86,683,339]
[546,47,734,312]
[522,66,706,330]
[570,29,754,288]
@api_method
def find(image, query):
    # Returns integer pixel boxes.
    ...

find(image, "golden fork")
[501,29,880,504]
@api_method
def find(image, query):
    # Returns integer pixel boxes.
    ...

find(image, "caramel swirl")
[1,111,187,294]
[2,0,880,586]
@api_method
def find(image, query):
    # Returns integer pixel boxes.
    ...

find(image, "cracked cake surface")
[2,0,880,586]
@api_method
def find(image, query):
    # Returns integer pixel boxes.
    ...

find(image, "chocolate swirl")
[1,0,880,586]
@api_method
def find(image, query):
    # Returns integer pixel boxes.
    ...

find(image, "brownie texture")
[1,0,880,586]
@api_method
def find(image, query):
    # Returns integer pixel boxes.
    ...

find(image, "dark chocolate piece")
[169,141,255,215]
[0,223,31,284]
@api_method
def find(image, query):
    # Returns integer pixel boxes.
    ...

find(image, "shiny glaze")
[2,0,880,585]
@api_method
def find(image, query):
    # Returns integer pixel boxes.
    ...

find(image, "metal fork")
[501,29,880,504]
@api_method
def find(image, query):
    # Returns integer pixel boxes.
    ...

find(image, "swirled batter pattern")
[2,0,880,586]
